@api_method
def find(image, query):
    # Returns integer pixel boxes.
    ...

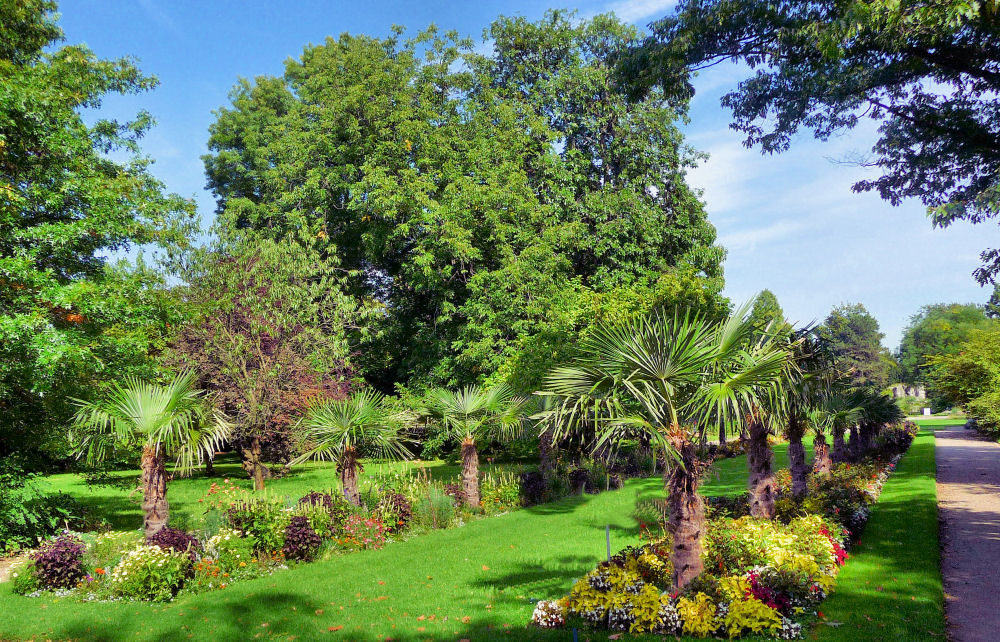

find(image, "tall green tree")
[620,0,1000,284]
[819,303,894,388]
[202,12,726,393]
[898,303,994,384]
[0,1,195,458]
[927,326,1000,436]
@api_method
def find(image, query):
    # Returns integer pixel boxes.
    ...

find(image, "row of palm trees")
[69,374,529,537]
[70,299,901,593]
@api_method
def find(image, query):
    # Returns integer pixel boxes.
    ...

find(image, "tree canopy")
[818,303,894,388]
[897,303,994,384]
[620,0,1000,284]
[202,10,727,394]
[0,0,195,458]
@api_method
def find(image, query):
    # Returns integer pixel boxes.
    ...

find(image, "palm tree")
[781,329,829,498]
[857,391,903,456]
[810,386,864,475]
[422,384,528,509]
[291,389,411,506]
[539,305,789,589]
[71,370,230,538]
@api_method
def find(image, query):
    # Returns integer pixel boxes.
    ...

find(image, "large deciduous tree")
[202,11,726,394]
[819,303,894,388]
[620,0,1000,284]
[0,0,195,458]
[897,303,993,386]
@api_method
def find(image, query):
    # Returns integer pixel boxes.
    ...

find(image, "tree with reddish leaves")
[170,230,365,489]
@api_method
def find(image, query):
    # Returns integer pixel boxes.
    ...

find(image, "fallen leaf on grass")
[328,625,343,632]
[461,616,471,624]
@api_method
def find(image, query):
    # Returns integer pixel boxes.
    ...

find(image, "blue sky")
[58,0,991,350]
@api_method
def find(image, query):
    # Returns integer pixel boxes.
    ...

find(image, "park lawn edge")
[807,425,945,641]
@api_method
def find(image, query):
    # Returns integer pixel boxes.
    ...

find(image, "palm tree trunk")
[813,434,832,477]
[205,451,215,477]
[461,437,480,509]
[832,426,848,463]
[666,435,706,589]
[848,425,862,461]
[718,424,726,448]
[141,444,169,539]
[747,418,776,519]
[787,415,808,498]
[339,446,361,506]
[539,427,554,479]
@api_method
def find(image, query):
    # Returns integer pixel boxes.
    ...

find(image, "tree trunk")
[848,425,862,461]
[339,446,361,506]
[832,427,848,463]
[539,427,554,479]
[461,437,480,509]
[666,434,706,590]
[141,444,169,539]
[813,434,832,477]
[718,424,726,448]
[747,418,776,519]
[787,415,808,498]
[241,438,268,491]
[205,451,215,477]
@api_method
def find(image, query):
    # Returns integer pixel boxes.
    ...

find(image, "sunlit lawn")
[0,432,943,641]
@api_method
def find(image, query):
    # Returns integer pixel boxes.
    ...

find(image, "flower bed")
[531,424,917,639]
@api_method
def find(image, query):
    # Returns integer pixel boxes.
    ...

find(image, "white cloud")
[603,0,677,23]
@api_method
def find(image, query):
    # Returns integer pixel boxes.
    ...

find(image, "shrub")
[442,483,466,507]
[518,470,547,505]
[31,533,86,589]
[225,498,287,553]
[0,458,83,553]
[108,544,191,601]
[282,516,322,561]
[147,527,201,559]
[376,492,412,531]
[204,528,260,578]
[9,558,41,595]
[298,491,354,530]
[413,486,457,529]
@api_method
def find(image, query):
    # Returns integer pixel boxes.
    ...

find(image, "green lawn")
[0,432,944,641]
[810,424,946,641]
[39,455,529,532]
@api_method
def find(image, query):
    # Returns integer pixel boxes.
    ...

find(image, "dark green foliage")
[927,326,1000,436]
[282,516,322,562]
[202,11,726,393]
[0,458,83,552]
[31,534,86,589]
[620,0,1000,284]
[819,304,895,387]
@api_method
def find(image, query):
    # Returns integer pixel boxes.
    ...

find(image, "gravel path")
[936,426,1000,641]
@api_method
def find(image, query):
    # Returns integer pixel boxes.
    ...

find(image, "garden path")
[935,426,1000,642]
